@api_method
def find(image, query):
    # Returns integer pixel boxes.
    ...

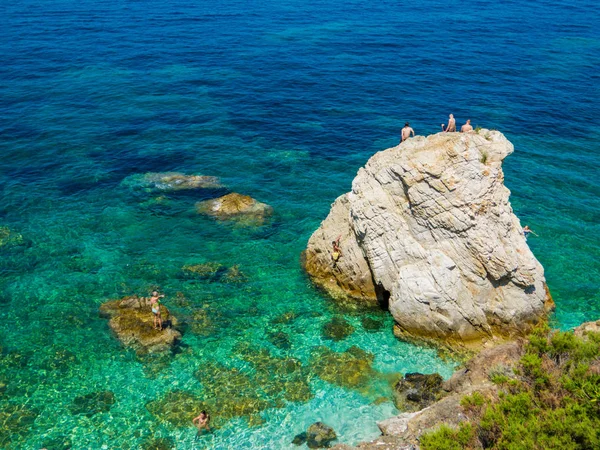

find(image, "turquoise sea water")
[1,0,599,448]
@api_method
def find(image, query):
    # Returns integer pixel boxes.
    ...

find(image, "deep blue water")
[0,0,599,448]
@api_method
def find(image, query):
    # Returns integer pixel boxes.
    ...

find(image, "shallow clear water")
[0,0,599,448]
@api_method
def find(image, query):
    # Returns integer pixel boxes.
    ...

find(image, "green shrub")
[422,326,600,449]
[420,423,475,450]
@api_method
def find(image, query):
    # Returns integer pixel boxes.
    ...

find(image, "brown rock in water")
[196,193,272,225]
[393,373,444,412]
[99,296,181,355]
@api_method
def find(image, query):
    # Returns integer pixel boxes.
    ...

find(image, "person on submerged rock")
[150,290,164,330]
[332,235,342,267]
[442,113,456,132]
[401,122,415,142]
[461,119,473,132]
[193,410,211,438]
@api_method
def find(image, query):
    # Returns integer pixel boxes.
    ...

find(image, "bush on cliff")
[420,325,600,450]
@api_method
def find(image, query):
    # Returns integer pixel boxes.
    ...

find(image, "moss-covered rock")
[361,316,386,332]
[196,193,273,226]
[222,265,247,283]
[393,372,444,412]
[0,403,39,447]
[311,346,375,389]
[99,296,182,355]
[146,391,206,428]
[306,422,337,448]
[70,390,116,417]
[181,262,225,280]
[271,311,298,325]
[40,348,79,373]
[267,331,292,350]
[322,317,354,341]
[0,226,24,248]
[123,172,223,193]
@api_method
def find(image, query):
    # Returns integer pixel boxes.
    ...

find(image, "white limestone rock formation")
[304,130,553,348]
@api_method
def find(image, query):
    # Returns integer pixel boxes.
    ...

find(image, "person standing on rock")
[401,123,415,142]
[150,290,164,330]
[461,119,473,132]
[332,235,343,267]
[442,114,456,132]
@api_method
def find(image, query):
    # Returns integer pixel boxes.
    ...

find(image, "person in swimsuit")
[332,235,342,267]
[523,225,537,241]
[401,122,415,142]
[442,114,456,132]
[193,410,211,439]
[150,290,164,330]
[461,119,473,132]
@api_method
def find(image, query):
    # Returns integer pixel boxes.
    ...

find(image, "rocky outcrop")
[304,131,553,348]
[196,193,273,225]
[393,373,444,412]
[99,296,181,355]
[332,339,525,450]
[122,172,223,192]
[293,422,338,448]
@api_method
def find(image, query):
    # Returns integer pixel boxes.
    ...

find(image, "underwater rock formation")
[196,193,273,225]
[0,226,24,248]
[305,130,553,348]
[393,372,444,412]
[0,403,39,447]
[70,390,116,417]
[122,172,223,193]
[322,317,355,341]
[99,296,181,355]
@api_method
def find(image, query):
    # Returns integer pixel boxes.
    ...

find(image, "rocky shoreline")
[302,130,568,448]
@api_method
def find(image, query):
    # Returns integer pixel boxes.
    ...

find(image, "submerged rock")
[322,317,355,341]
[146,390,205,428]
[141,436,175,450]
[306,422,338,448]
[123,172,223,193]
[0,226,24,248]
[181,262,226,280]
[292,431,308,446]
[393,373,444,412]
[196,193,273,225]
[0,403,39,447]
[310,346,375,389]
[70,390,116,417]
[99,296,182,355]
[304,131,553,349]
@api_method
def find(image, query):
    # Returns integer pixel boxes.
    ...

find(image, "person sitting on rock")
[461,119,473,132]
[401,122,415,142]
[332,235,342,267]
[193,410,211,439]
[150,290,164,330]
[441,114,456,132]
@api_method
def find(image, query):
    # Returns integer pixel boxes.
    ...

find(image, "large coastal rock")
[99,296,181,355]
[305,131,553,348]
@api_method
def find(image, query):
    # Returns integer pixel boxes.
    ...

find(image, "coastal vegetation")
[420,325,600,449]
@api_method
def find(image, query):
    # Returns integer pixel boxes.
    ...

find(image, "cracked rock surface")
[304,130,553,348]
